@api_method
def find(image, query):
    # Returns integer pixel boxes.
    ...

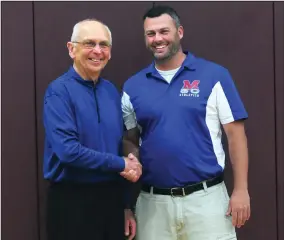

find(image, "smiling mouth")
[88,58,102,63]
[153,44,168,51]
[156,45,167,49]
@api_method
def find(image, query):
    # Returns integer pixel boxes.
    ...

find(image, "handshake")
[120,153,142,182]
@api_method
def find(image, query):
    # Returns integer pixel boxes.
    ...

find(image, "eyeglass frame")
[72,40,112,51]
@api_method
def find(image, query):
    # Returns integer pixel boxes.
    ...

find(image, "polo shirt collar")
[67,66,102,87]
[145,51,197,77]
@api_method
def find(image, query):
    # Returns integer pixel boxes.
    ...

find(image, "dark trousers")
[46,181,125,240]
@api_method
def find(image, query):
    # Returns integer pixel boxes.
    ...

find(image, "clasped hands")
[120,153,142,182]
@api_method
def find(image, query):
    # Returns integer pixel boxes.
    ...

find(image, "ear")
[67,42,76,59]
[177,26,184,40]
[108,47,112,60]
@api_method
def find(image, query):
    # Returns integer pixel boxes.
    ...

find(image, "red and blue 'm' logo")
[180,80,200,95]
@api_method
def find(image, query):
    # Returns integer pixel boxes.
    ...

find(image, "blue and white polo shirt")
[122,52,248,188]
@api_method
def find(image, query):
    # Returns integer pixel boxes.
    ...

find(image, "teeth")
[156,45,166,49]
[90,59,100,62]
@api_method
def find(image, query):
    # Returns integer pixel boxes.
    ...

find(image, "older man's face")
[69,22,111,78]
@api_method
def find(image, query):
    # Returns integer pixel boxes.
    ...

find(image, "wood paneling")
[2,2,283,240]
[155,2,277,239]
[33,2,153,239]
[274,2,284,240]
[1,2,39,240]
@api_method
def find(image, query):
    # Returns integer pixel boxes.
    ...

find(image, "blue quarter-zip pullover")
[43,66,125,183]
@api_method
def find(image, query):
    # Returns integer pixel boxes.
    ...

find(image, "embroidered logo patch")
[180,80,200,97]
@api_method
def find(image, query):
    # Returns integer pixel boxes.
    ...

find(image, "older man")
[122,5,250,240]
[43,19,140,240]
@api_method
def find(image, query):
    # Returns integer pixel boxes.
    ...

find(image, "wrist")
[233,187,248,193]
[233,179,248,191]
[124,205,135,212]
[132,149,139,158]
[122,157,127,171]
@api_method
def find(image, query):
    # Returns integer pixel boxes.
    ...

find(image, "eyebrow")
[159,28,170,31]
[146,27,170,33]
[83,39,110,43]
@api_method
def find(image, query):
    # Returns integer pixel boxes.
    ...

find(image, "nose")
[154,33,163,42]
[92,44,102,54]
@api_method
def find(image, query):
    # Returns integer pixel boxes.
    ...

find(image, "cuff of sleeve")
[125,122,137,130]
[221,114,248,125]
[107,155,125,172]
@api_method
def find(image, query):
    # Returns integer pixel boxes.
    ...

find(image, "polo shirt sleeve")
[44,91,125,172]
[121,91,138,130]
[216,68,248,124]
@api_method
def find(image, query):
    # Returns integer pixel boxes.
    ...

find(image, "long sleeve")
[43,93,125,172]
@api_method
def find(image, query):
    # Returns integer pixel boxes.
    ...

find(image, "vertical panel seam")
[274,3,284,240]
[272,2,279,240]
[31,2,41,240]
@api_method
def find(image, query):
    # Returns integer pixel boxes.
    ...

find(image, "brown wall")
[162,4,277,239]
[274,3,284,240]
[2,2,284,240]
[2,2,39,240]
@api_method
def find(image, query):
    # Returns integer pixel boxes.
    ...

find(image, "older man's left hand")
[125,209,136,240]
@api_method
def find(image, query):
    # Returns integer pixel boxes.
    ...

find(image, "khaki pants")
[135,182,236,240]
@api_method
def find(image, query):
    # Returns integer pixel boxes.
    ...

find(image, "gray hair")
[70,19,112,45]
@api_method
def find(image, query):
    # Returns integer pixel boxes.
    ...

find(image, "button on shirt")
[122,52,248,188]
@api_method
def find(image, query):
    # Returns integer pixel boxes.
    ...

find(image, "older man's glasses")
[72,40,111,51]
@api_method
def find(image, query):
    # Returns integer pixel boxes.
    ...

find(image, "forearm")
[122,142,141,210]
[44,93,125,172]
[48,134,125,172]
[61,143,125,171]
[228,134,249,191]
[123,139,139,158]
[122,128,141,207]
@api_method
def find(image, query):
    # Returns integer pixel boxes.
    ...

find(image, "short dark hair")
[143,5,181,28]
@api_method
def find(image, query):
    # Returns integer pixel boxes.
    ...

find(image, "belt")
[141,174,224,197]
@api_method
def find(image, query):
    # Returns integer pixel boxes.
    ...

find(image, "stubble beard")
[149,37,181,64]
